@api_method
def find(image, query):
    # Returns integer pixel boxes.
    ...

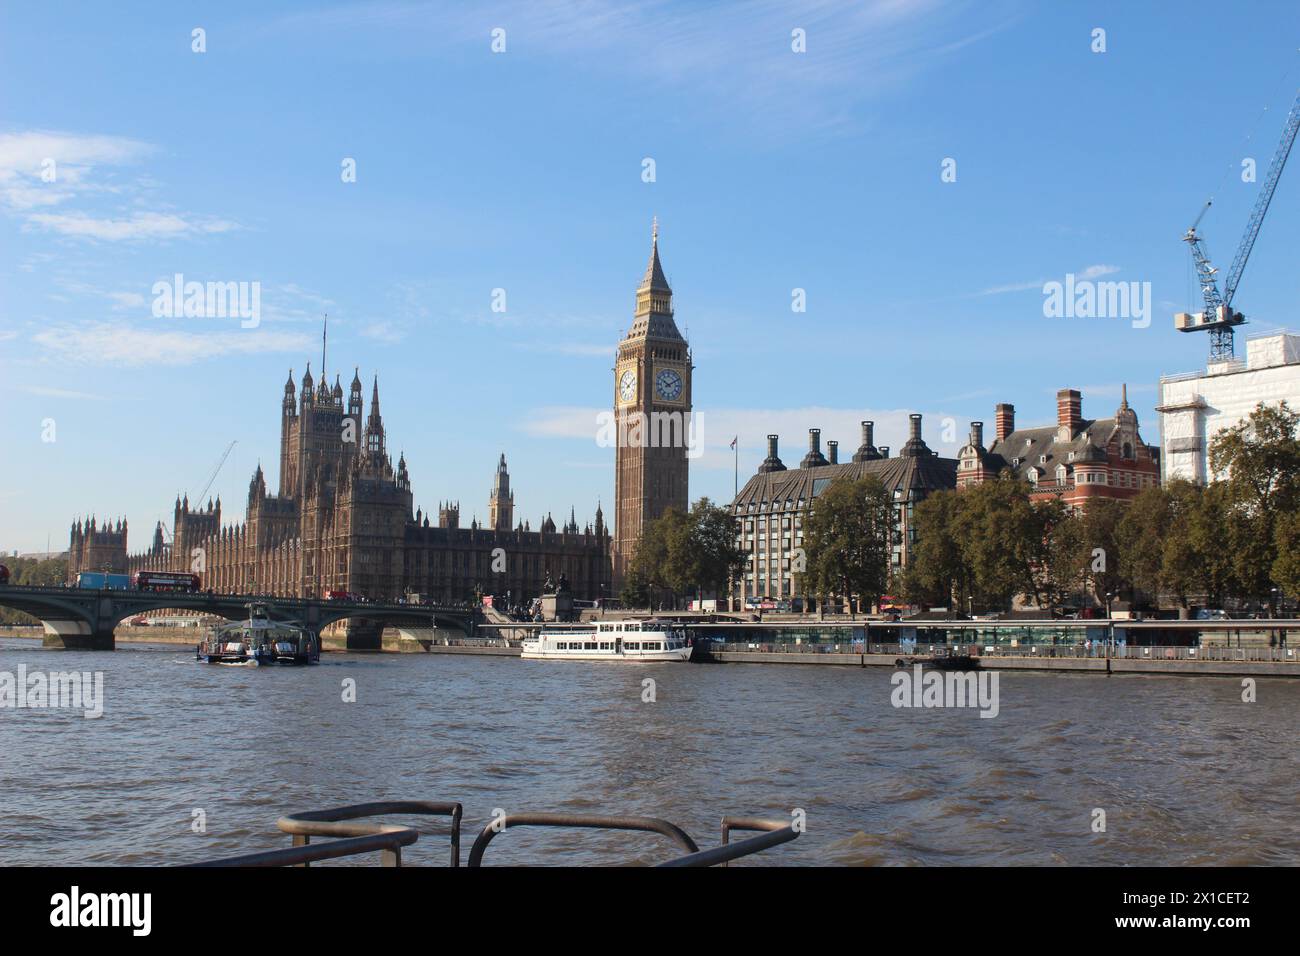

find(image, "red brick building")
[956,387,1160,508]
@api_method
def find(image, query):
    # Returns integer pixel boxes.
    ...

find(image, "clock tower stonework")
[613,220,692,585]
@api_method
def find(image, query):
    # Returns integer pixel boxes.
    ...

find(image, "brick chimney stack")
[995,403,1015,442]
[827,440,838,464]
[1057,388,1083,439]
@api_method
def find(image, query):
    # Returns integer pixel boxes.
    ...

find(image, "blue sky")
[2,0,1300,553]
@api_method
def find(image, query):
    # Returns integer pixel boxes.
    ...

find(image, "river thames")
[1,638,1296,866]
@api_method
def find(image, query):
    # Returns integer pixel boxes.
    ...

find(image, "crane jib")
[1181,89,1300,361]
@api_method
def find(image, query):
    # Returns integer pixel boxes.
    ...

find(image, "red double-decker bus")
[133,570,201,593]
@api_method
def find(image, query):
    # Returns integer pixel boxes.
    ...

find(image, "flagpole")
[733,436,738,499]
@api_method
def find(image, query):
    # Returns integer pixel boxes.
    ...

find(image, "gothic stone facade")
[68,367,611,603]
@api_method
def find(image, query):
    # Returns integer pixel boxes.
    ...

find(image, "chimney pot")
[767,434,779,458]
[909,413,922,441]
[808,428,821,452]
[970,421,984,448]
[879,446,890,458]
[862,420,874,446]
[827,440,839,464]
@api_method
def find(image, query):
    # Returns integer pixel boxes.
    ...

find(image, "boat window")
[626,642,639,650]
[645,642,660,651]
[584,642,596,650]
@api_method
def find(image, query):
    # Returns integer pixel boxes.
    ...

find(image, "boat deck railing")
[187,801,799,867]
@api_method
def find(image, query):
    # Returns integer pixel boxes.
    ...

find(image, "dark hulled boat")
[196,603,320,666]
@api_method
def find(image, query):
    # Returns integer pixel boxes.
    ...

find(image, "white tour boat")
[521,619,694,662]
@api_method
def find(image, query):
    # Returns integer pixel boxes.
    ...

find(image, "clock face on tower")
[618,369,637,402]
[655,368,682,401]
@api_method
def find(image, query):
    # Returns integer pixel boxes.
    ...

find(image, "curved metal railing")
[187,800,462,867]
[278,801,463,868]
[467,812,699,867]
[658,816,801,868]
[188,802,801,867]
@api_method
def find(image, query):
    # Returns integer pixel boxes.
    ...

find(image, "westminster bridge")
[0,584,480,650]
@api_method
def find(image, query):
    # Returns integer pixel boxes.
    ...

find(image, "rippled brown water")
[1,638,1296,866]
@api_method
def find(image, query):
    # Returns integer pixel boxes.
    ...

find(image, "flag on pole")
[730,436,737,450]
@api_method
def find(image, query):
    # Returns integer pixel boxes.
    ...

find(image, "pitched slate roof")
[986,417,1121,480]
[733,453,957,511]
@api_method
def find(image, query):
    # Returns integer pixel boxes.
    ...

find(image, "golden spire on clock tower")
[630,216,683,340]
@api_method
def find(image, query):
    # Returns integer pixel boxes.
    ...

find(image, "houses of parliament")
[66,223,693,604]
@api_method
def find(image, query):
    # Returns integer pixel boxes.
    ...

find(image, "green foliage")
[1208,401,1300,601]
[0,556,68,625]
[902,492,967,608]
[902,478,1064,613]
[626,498,746,607]
[1272,509,1300,600]
[798,476,894,611]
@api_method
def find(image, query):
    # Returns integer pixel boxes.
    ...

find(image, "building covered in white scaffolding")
[1156,329,1300,484]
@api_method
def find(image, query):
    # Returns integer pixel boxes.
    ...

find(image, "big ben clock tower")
[613,218,692,585]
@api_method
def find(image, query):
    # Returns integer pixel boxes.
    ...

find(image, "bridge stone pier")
[0,585,479,651]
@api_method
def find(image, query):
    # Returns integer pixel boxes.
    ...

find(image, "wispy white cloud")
[978,278,1045,296]
[978,264,1124,297]
[0,130,151,211]
[0,129,241,243]
[262,0,1019,136]
[106,291,146,310]
[15,384,107,401]
[358,320,406,343]
[512,341,614,357]
[31,322,313,367]
[26,211,238,241]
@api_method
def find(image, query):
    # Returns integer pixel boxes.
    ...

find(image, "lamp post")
[1105,590,1115,657]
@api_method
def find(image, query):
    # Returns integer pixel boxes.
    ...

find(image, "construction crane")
[193,440,237,507]
[152,441,237,548]
[1177,88,1300,362]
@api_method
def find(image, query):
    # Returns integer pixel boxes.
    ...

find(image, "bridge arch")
[0,586,478,651]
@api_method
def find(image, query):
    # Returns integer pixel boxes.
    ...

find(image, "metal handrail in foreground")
[188,803,799,867]
[277,801,463,868]
[187,829,418,868]
[466,812,699,867]
[659,817,801,868]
